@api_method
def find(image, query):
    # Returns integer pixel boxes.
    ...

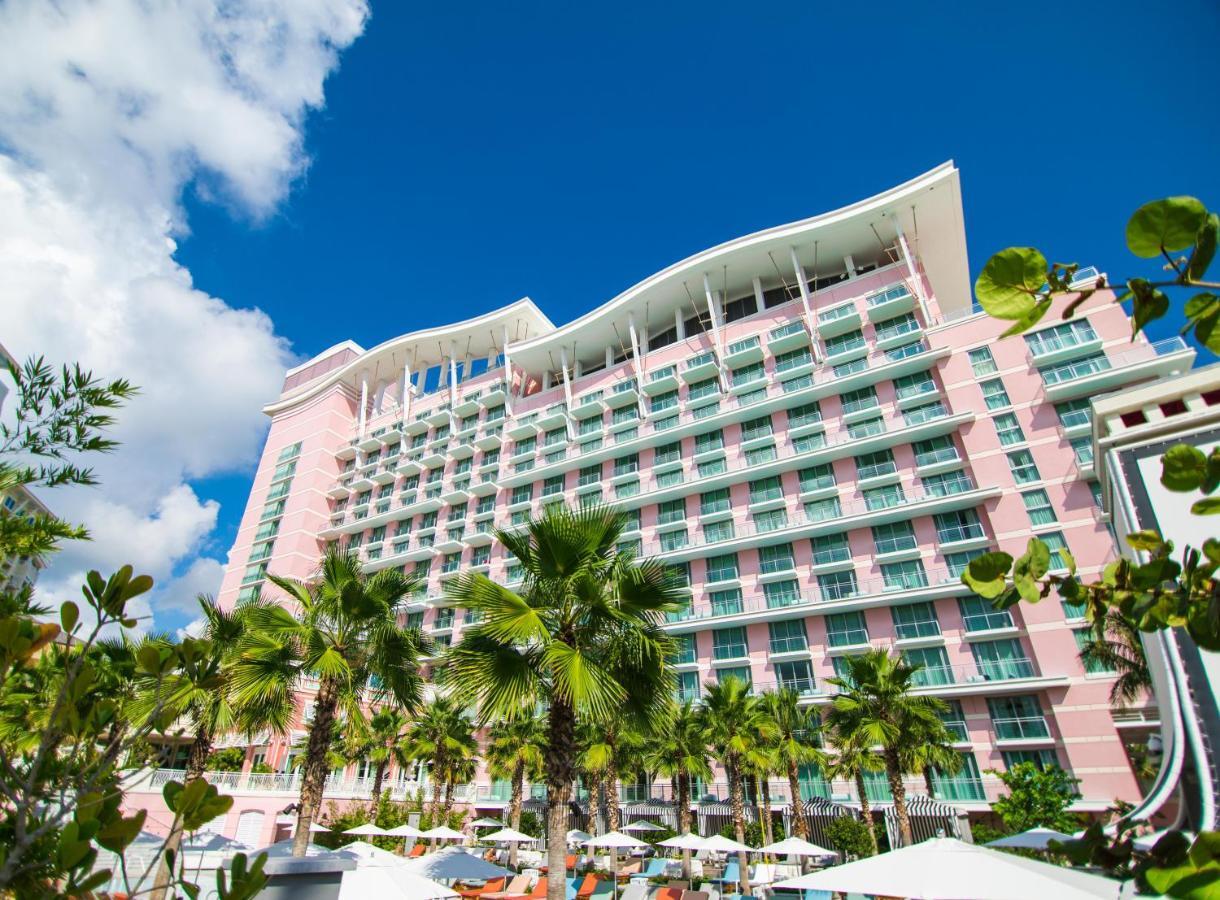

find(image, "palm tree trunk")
[372,759,388,800]
[786,760,807,839]
[508,758,526,868]
[294,678,340,858]
[727,759,752,897]
[545,697,577,900]
[761,777,774,846]
[443,777,456,821]
[677,773,692,879]
[149,728,211,900]
[588,769,606,834]
[923,767,936,799]
[854,771,878,855]
[605,753,621,833]
[885,749,912,847]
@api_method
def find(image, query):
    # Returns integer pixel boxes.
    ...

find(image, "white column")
[843,255,856,279]
[675,307,685,340]
[752,276,765,312]
[559,346,575,412]
[605,346,614,369]
[402,360,413,421]
[893,215,931,320]
[500,324,514,417]
[448,341,459,410]
[358,372,369,437]
[626,312,646,384]
[788,246,819,337]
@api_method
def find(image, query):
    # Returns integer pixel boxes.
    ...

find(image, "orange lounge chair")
[575,874,599,899]
[482,875,532,900]
[459,878,505,899]
[617,861,641,880]
[566,854,578,870]
[529,878,549,899]
[409,843,428,857]
[655,889,683,900]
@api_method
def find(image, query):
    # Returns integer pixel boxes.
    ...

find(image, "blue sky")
[171,0,1220,622]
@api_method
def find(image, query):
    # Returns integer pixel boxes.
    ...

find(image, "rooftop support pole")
[358,371,369,438]
[501,325,514,418]
[627,312,648,416]
[892,215,931,321]
[401,359,413,421]
[789,247,822,362]
[448,341,459,414]
[701,273,728,388]
[558,346,576,413]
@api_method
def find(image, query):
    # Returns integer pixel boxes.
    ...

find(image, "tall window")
[818,570,857,600]
[980,378,1011,410]
[882,559,928,590]
[826,611,868,647]
[705,553,739,583]
[811,533,850,565]
[1041,531,1071,570]
[994,412,1025,446]
[658,498,687,524]
[712,627,748,660]
[700,488,730,515]
[1006,449,1041,484]
[768,619,808,654]
[759,543,795,574]
[968,347,998,377]
[891,602,941,639]
[799,464,835,492]
[872,521,917,554]
[1021,489,1057,526]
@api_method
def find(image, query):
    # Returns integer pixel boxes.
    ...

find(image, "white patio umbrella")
[621,820,665,833]
[482,827,538,844]
[402,846,513,882]
[471,817,505,828]
[339,867,459,899]
[344,822,391,836]
[566,829,593,845]
[584,832,649,900]
[341,840,408,867]
[699,834,754,853]
[420,825,467,841]
[385,823,425,838]
[758,836,836,858]
[307,821,331,833]
[250,840,359,859]
[658,832,705,879]
[986,827,1075,851]
[774,837,1125,899]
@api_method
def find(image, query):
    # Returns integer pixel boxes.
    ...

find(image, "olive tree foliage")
[0,355,266,898]
[964,198,1220,896]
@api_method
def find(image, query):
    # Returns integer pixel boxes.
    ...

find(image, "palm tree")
[902,720,963,799]
[1078,610,1152,705]
[445,504,680,900]
[361,707,411,799]
[403,695,478,825]
[142,597,247,900]
[232,548,428,857]
[763,688,827,841]
[823,734,883,854]
[699,676,778,897]
[825,650,947,847]
[644,700,711,836]
[580,713,647,833]
[486,709,546,866]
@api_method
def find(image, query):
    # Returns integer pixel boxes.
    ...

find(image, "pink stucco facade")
[123,165,1195,848]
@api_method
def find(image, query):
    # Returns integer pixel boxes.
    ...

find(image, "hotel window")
[939,700,969,741]
[980,379,1011,410]
[993,412,1025,446]
[741,415,773,442]
[676,671,700,704]
[763,579,801,609]
[811,533,851,565]
[476,495,495,515]
[613,453,639,477]
[831,656,857,688]
[694,429,724,454]
[826,611,868,647]
[1055,398,1093,430]
[745,443,777,466]
[658,498,687,524]
[800,464,837,492]
[884,342,924,362]
[615,479,639,499]
[749,476,783,504]
[787,400,822,428]
[513,436,536,456]
[578,464,601,487]
[1041,532,1071,570]
[481,449,500,467]
[864,483,905,511]
[988,695,1050,739]
[769,619,808,654]
[805,495,841,521]
[958,595,1013,632]
[414,558,432,577]
[542,475,565,497]
[261,499,286,520]
[710,587,744,616]
[792,431,827,454]
[688,378,719,401]
[818,570,857,600]
[873,521,917,554]
[840,385,879,416]
[433,607,456,630]
[717,666,752,689]
[913,435,958,467]
[882,559,928,590]
[825,329,865,356]
[697,457,727,478]
[967,347,998,376]
[675,634,696,664]
[1061,597,1087,621]
[471,546,491,567]
[698,489,729,516]
[278,441,303,462]
[655,440,681,465]
[971,638,1033,679]
[1039,352,1111,385]
[782,373,815,392]
[945,551,975,578]
[578,416,602,436]
[706,553,739,583]
[775,347,812,372]
[654,414,678,431]
[1025,319,1098,357]
[754,508,788,533]
[543,427,566,448]
[893,371,936,401]
[1006,449,1041,484]
[650,390,678,413]
[923,471,971,497]
[759,543,795,574]
[848,416,885,439]
[611,405,639,425]
[615,426,639,443]
[578,490,601,508]
[1021,489,1057,526]
[1003,749,1060,770]
[658,468,685,487]
[934,509,984,544]
[660,529,689,552]
[510,484,534,505]
[906,646,953,686]
[1090,481,1104,508]
[419,511,438,529]
[892,602,941,640]
[266,480,291,501]
[1070,436,1094,465]
[712,626,748,660]
[775,659,816,694]
[703,519,735,543]
[271,461,297,481]
[856,449,896,480]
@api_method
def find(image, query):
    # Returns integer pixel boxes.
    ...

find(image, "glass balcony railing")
[770,321,806,340]
[866,284,912,307]
[992,715,1051,740]
[1040,353,1111,385]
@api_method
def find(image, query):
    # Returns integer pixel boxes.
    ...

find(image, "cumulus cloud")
[0,0,368,628]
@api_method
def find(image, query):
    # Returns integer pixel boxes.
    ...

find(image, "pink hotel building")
[126,163,1196,847]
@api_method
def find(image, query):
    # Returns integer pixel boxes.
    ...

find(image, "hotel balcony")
[1040,337,1194,401]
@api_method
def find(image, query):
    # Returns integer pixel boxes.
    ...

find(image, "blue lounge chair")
[565,877,581,900]
[715,862,740,886]
[630,858,667,881]
[588,880,614,900]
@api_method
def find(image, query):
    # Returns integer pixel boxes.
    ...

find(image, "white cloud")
[0,0,368,628]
